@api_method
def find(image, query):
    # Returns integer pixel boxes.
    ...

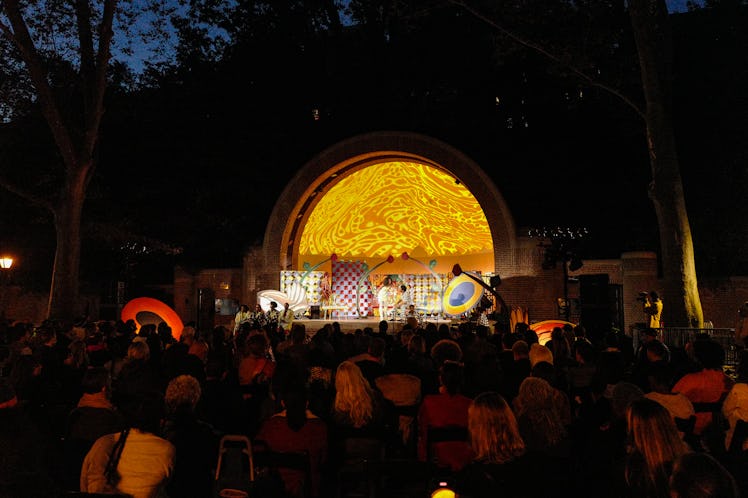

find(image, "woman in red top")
[417,360,474,472]
[237,333,276,436]
[255,383,328,498]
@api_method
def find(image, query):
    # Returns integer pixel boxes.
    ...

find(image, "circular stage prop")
[442,273,485,317]
[530,320,576,346]
[121,297,185,341]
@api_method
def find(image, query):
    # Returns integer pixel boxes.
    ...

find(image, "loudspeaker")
[197,288,215,333]
[490,275,501,288]
[310,305,320,319]
[579,274,609,307]
[579,274,611,346]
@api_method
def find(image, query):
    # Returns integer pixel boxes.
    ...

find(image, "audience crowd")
[0,313,745,498]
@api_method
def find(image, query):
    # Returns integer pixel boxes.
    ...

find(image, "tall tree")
[450,0,704,327]
[0,0,174,320]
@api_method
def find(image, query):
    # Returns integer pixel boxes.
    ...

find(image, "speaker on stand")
[579,274,611,348]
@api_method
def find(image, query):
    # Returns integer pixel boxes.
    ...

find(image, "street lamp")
[0,255,14,319]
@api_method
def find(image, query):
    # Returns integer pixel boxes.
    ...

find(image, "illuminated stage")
[294,316,457,335]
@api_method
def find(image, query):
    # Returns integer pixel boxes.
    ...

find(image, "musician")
[405,304,417,319]
[395,284,414,319]
[250,304,267,330]
[377,277,395,320]
[279,302,294,334]
[234,304,252,334]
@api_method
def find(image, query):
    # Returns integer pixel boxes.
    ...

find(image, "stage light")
[569,256,583,272]
[542,250,557,270]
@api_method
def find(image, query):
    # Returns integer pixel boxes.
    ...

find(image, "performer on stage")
[250,303,267,330]
[279,302,294,334]
[265,301,281,336]
[234,304,252,335]
[377,277,394,320]
[395,284,414,320]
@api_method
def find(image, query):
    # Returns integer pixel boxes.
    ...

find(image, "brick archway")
[262,131,518,276]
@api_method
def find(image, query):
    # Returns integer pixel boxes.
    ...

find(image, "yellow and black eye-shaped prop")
[442,273,485,317]
[121,297,185,341]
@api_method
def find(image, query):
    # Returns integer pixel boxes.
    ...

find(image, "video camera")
[636,291,649,303]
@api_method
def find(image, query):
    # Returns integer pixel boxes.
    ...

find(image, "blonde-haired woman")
[512,377,570,458]
[331,361,395,461]
[624,397,691,498]
[333,361,385,429]
[456,392,552,498]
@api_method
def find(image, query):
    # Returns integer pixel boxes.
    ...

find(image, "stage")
[294,316,457,335]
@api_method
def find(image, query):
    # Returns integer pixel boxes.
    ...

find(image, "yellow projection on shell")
[299,161,492,258]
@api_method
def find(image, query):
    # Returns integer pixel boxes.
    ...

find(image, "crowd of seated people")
[0,316,746,498]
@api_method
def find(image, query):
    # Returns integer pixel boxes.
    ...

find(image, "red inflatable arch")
[120,297,185,341]
[530,320,576,346]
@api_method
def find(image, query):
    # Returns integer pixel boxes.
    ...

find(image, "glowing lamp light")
[431,482,456,498]
[0,257,13,269]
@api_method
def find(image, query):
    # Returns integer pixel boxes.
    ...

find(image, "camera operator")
[640,291,663,329]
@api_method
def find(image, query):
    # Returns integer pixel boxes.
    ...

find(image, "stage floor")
[294,317,456,334]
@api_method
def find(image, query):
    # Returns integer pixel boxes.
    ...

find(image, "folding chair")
[253,440,313,498]
[213,435,254,498]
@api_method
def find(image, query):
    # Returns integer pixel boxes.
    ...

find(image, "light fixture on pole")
[529,227,587,322]
[0,255,14,319]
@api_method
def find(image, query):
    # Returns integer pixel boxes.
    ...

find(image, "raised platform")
[294,316,455,334]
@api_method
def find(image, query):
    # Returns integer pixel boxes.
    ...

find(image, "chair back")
[254,440,313,498]
[729,418,748,454]
[427,425,469,444]
[426,425,471,470]
[674,415,699,451]
[214,434,254,497]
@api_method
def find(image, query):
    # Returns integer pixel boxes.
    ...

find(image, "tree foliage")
[0,0,178,320]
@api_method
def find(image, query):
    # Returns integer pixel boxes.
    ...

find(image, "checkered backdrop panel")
[332,260,372,318]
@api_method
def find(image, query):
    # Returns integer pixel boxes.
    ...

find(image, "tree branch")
[0,175,54,212]
[448,0,646,121]
[87,0,116,162]
[2,0,79,170]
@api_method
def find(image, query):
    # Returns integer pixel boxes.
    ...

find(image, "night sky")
[0,0,744,294]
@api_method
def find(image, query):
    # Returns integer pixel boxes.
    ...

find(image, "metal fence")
[632,327,739,367]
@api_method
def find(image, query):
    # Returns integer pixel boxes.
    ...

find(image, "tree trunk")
[629,0,703,327]
[47,171,87,320]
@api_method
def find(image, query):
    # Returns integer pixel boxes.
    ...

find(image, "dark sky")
[1,0,744,293]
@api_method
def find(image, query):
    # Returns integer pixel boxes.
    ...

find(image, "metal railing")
[632,327,739,367]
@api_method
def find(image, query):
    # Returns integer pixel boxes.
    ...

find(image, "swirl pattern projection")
[299,161,492,259]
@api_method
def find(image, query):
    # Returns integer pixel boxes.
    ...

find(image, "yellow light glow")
[299,162,492,260]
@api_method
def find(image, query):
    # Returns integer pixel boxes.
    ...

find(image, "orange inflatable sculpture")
[121,297,185,341]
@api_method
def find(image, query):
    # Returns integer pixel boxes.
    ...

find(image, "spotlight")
[542,251,557,270]
[569,256,583,272]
